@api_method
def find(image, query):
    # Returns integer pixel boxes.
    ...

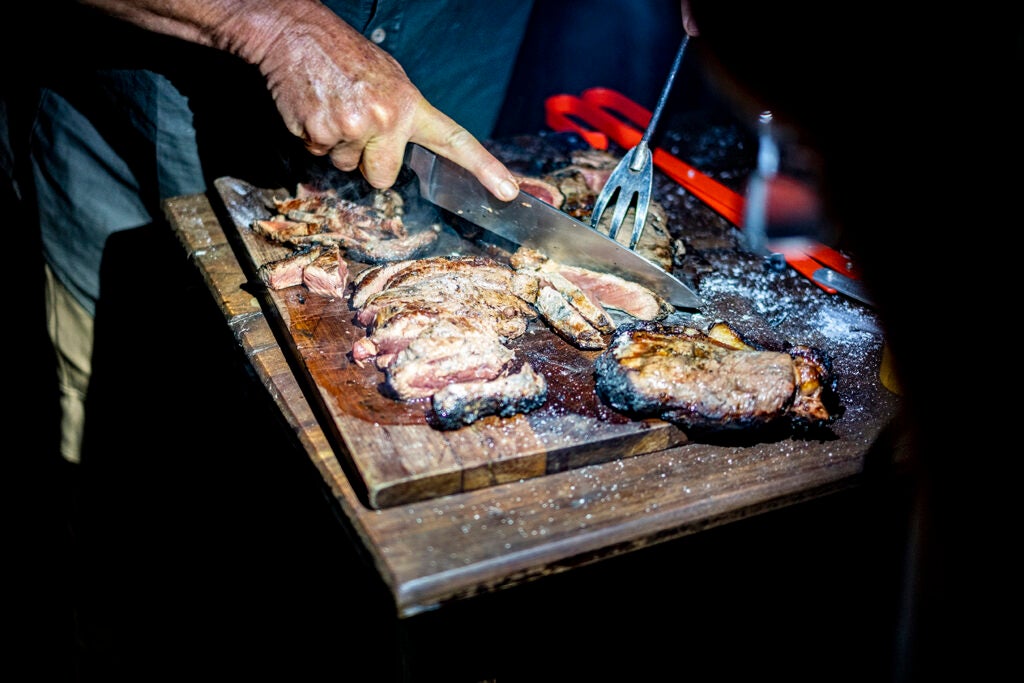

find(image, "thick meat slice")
[302,243,348,299]
[512,246,673,321]
[516,176,565,208]
[357,275,537,337]
[361,255,539,303]
[534,270,615,333]
[385,320,515,400]
[252,218,317,243]
[543,262,673,321]
[258,246,324,289]
[594,321,834,431]
[350,260,415,309]
[534,286,607,350]
[431,363,548,430]
[354,308,501,369]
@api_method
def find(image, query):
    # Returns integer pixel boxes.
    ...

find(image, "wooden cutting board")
[213,177,687,509]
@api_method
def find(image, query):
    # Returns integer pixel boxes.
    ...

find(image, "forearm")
[74,0,341,66]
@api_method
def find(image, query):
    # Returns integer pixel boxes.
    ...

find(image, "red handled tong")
[544,88,872,306]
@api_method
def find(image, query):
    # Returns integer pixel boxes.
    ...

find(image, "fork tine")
[590,184,616,234]
[606,189,635,243]
[628,189,651,250]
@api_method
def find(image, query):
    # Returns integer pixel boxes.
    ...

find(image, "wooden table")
[163,189,903,622]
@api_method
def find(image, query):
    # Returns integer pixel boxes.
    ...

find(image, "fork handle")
[634,34,690,164]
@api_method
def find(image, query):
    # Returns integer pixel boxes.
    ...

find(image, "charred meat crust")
[430,363,548,430]
[594,321,836,432]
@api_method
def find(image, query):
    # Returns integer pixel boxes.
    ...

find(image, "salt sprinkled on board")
[691,259,887,406]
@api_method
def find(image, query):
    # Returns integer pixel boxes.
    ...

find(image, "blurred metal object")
[741,110,778,256]
[590,35,690,249]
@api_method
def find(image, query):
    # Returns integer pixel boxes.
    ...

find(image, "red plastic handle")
[543,94,609,150]
[545,88,860,293]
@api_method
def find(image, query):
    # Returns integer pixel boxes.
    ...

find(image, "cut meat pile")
[245,150,838,436]
[253,181,440,298]
[347,251,672,429]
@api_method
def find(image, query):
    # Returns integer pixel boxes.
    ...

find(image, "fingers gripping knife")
[590,35,690,249]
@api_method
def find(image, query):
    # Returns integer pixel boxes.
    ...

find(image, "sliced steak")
[258,246,325,289]
[594,321,834,432]
[431,363,548,430]
[302,243,348,299]
[534,270,615,333]
[255,184,436,264]
[288,225,439,263]
[252,218,317,243]
[380,255,539,302]
[512,246,673,322]
[357,275,537,337]
[516,176,565,208]
[385,320,515,400]
[534,286,607,350]
[350,260,415,309]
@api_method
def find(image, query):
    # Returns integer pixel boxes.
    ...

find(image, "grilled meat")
[349,255,546,424]
[511,246,673,322]
[356,275,537,340]
[431,363,548,430]
[385,319,515,400]
[594,321,835,432]
[301,243,348,299]
[534,286,608,350]
[258,246,325,289]
[253,183,437,264]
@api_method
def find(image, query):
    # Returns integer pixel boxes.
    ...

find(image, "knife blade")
[403,143,703,310]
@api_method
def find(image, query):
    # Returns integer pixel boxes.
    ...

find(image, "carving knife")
[403,143,702,310]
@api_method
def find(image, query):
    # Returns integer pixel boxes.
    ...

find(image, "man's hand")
[76,0,521,202]
[256,10,519,201]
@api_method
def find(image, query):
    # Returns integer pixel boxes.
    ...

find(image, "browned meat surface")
[288,224,439,263]
[350,260,415,309]
[348,255,548,422]
[534,270,615,333]
[375,255,539,302]
[594,321,835,432]
[534,286,607,350]
[252,218,317,243]
[356,275,537,340]
[254,184,437,264]
[430,363,548,430]
[258,246,324,289]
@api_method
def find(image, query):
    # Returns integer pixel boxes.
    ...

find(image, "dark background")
[12,0,1013,680]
